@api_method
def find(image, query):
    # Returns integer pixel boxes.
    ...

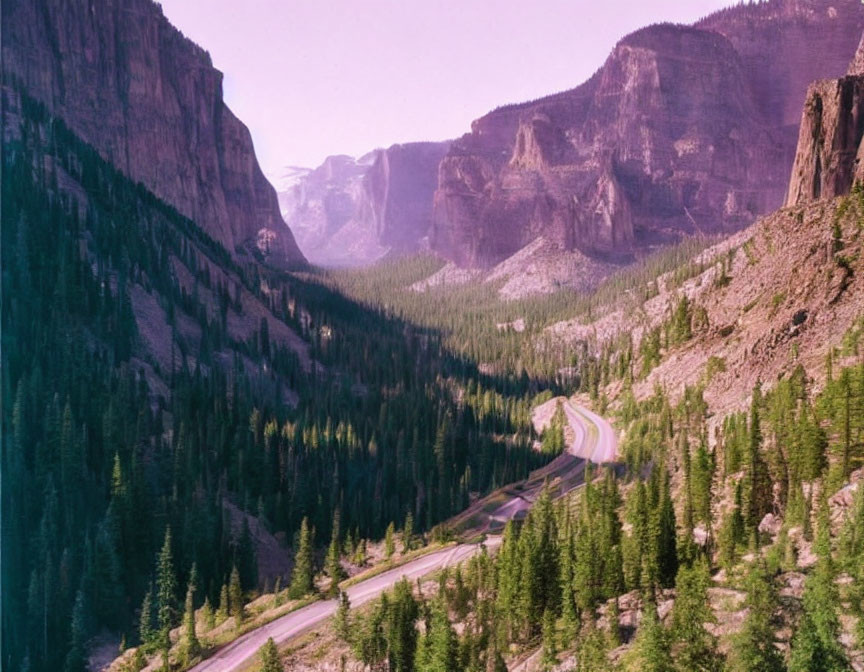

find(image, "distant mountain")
[278,143,450,266]
[431,0,864,268]
[2,0,305,268]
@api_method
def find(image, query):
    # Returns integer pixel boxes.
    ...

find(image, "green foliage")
[182,565,201,663]
[229,566,246,623]
[155,528,177,649]
[258,637,281,672]
[726,561,784,672]
[289,518,315,599]
[621,602,673,672]
[325,510,345,596]
[335,591,351,643]
[385,522,396,561]
[670,560,720,672]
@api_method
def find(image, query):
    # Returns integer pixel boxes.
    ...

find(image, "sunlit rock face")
[280,142,449,266]
[431,0,864,268]
[2,0,305,267]
[786,34,864,206]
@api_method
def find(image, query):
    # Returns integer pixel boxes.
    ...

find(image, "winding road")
[189,400,617,672]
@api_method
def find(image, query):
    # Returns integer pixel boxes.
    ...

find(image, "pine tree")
[789,501,850,672]
[743,384,772,542]
[725,561,784,672]
[64,588,88,672]
[621,601,672,672]
[385,521,396,560]
[201,597,214,631]
[386,578,419,672]
[155,527,177,650]
[229,565,246,623]
[416,598,457,672]
[325,510,345,596]
[258,637,281,672]
[289,517,315,598]
[182,565,201,663]
[218,583,230,622]
[139,588,155,646]
[670,559,720,672]
[403,512,414,553]
[334,591,351,643]
[575,618,611,672]
[540,607,557,670]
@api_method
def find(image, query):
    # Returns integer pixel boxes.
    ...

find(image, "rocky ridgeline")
[431,0,864,268]
[786,34,864,206]
[2,0,304,267]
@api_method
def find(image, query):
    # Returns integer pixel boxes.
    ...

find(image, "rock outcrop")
[432,0,864,268]
[280,142,449,266]
[2,0,305,267]
[786,33,864,206]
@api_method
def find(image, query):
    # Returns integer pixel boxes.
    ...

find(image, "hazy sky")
[160,0,731,181]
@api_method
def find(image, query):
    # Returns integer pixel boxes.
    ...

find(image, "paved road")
[189,401,617,672]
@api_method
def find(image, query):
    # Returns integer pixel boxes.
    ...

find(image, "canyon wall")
[786,34,864,205]
[2,0,305,267]
[431,0,864,268]
[280,142,449,266]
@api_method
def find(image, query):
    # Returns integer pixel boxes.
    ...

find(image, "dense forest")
[332,365,864,671]
[0,86,554,672]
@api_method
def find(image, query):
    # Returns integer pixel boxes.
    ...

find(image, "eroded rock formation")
[786,33,864,205]
[432,0,864,268]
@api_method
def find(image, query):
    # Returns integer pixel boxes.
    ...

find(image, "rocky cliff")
[2,0,305,267]
[786,34,864,206]
[432,0,864,268]
[280,142,449,266]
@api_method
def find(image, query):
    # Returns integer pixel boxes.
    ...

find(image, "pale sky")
[159,0,731,181]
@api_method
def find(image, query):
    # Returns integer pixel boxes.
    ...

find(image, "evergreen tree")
[575,619,611,672]
[325,510,345,596]
[63,588,88,672]
[155,528,177,650]
[621,602,672,672]
[334,591,351,643]
[725,561,784,672]
[182,565,201,663]
[403,512,414,553]
[139,588,155,647]
[670,559,720,672]
[385,522,396,560]
[386,579,419,672]
[218,583,230,622]
[416,598,457,672]
[289,517,315,598]
[229,566,246,623]
[540,608,557,670]
[258,637,281,672]
[743,384,772,542]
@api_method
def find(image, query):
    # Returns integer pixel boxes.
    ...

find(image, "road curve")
[189,400,617,672]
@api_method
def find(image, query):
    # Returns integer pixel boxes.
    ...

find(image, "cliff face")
[2,0,305,267]
[432,0,864,268]
[786,34,864,205]
[281,142,449,266]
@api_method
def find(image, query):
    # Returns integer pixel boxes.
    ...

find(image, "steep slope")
[786,35,864,205]
[2,0,305,268]
[280,142,449,266]
[431,0,864,268]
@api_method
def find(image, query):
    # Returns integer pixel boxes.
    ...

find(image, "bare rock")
[2,0,305,268]
[432,2,864,268]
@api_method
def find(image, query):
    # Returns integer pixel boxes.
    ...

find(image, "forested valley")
[0,86,554,672]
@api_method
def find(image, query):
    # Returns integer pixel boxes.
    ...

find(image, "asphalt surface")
[189,400,617,672]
